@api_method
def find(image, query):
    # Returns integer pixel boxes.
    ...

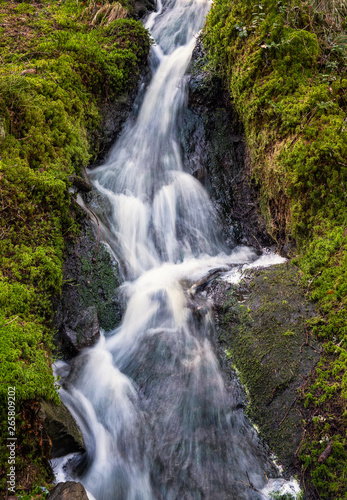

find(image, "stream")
[53,0,301,498]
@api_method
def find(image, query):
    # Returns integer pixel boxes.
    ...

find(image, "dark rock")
[39,400,84,458]
[61,305,100,353]
[92,68,150,165]
[48,481,88,500]
[134,0,156,19]
[83,189,114,227]
[53,212,122,359]
[181,40,273,250]
[68,174,92,193]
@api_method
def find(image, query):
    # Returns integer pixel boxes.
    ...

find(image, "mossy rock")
[39,400,84,458]
[48,481,88,499]
[54,211,122,358]
[214,261,321,470]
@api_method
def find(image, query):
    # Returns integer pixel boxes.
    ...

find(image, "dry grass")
[310,0,347,30]
[81,2,128,25]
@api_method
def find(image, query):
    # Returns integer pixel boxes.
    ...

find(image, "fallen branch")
[3,315,19,327]
[279,396,298,426]
[230,473,266,497]
[88,207,100,263]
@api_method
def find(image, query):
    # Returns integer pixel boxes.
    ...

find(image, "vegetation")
[204,0,347,497]
[0,0,150,494]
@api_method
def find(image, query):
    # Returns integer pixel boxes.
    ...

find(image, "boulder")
[181,39,274,250]
[61,305,100,354]
[53,216,122,359]
[39,400,84,458]
[208,261,321,471]
[48,481,88,500]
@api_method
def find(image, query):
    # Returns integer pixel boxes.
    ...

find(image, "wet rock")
[68,174,92,193]
[83,189,114,227]
[61,305,100,354]
[39,400,84,458]
[207,261,321,472]
[93,69,150,164]
[134,0,156,19]
[48,481,88,499]
[53,211,122,359]
[181,40,273,249]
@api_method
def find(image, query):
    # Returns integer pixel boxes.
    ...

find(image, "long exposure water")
[54,0,301,498]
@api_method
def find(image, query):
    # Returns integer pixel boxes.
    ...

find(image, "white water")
[53,0,301,498]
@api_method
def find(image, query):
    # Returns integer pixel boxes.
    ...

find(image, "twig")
[229,479,266,497]
[295,428,306,457]
[3,315,19,327]
[16,134,32,141]
[300,327,322,354]
[88,207,100,262]
[251,233,262,250]
[318,440,333,463]
[279,396,298,426]
[300,327,310,354]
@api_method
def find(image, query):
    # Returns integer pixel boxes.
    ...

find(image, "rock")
[48,481,88,499]
[208,261,321,471]
[134,0,156,19]
[68,174,92,193]
[39,400,84,458]
[53,214,122,359]
[83,189,114,226]
[181,39,273,249]
[94,84,147,163]
[61,305,100,354]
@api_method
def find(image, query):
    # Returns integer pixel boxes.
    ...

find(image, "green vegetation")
[0,0,150,493]
[204,0,347,496]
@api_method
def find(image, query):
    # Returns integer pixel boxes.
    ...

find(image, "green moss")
[204,0,347,496]
[0,0,150,494]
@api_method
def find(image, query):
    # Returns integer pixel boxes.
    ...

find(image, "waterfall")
[54,0,301,498]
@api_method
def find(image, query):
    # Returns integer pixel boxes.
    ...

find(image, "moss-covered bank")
[0,0,150,494]
[204,0,347,497]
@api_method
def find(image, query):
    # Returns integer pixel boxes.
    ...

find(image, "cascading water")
[54,0,301,498]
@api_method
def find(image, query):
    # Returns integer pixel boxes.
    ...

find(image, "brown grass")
[310,0,347,30]
[87,2,128,25]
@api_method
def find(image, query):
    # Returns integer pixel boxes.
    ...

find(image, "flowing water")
[54,0,301,498]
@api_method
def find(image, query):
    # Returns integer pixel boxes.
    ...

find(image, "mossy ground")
[0,0,150,494]
[204,0,347,497]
